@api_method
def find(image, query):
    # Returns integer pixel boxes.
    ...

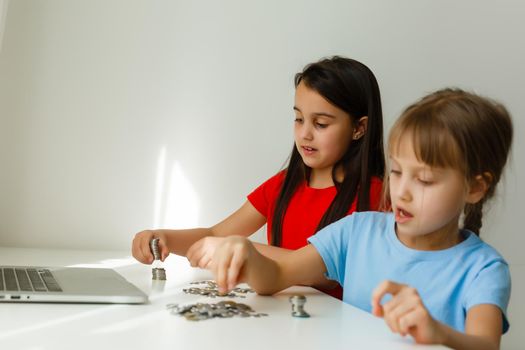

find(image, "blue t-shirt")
[308,211,510,333]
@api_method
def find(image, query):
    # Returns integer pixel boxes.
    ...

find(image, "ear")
[352,116,368,140]
[466,173,492,204]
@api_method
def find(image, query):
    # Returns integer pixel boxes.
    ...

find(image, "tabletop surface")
[0,246,448,350]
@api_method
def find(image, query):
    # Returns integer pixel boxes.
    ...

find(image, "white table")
[0,247,447,349]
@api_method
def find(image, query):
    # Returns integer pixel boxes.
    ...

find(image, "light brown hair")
[384,88,513,235]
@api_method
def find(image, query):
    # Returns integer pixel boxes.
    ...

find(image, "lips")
[301,146,317,155]
[395,207,413,223]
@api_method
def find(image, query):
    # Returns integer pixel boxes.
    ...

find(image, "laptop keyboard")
[0,268,63,292]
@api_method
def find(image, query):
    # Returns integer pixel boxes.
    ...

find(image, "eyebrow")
[293,106,337,119]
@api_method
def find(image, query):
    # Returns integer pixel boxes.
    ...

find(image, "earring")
[353,133,361,140]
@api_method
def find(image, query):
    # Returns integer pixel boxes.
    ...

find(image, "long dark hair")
[270,56,385,246]
[386,88,513,236]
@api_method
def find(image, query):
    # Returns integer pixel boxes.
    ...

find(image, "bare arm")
[212,236,327,295]
[251,242,338,289]
[132,201,266,263]
[252,243,291,260]
[438,304,502,350]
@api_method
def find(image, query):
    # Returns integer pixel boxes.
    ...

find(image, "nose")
[297,121,313,140]
[393,175,412,203]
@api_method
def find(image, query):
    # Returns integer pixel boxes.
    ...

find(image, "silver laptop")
[0,266,148,304]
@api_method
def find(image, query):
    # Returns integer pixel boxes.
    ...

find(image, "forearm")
[156,228,213,256]
[253,243,335,290]
[438,322,499,350]
[243,249,292,295]
[253,242,292,260]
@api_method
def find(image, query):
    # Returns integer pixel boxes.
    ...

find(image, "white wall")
[0,1,524,347]
[0,0,8,221]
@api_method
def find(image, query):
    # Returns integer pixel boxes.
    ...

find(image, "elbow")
[250,283,280,296]
[255,290,275,296]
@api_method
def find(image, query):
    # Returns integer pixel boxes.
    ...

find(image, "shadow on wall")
[154,146,200,229]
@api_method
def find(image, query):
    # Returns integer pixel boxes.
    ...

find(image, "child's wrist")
[433,319,450,345]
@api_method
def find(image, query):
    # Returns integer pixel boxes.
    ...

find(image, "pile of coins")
[167,300,268,321]
[182,280,254,298]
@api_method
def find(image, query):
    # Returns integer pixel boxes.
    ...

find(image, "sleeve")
[307,215,354,285]
[464,260,511,333]
[247,171,285,218]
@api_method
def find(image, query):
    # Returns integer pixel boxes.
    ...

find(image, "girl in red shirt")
[132,56,385,297]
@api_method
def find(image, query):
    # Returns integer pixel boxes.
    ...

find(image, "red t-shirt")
[247,171,383,300]
[248,171,383,249]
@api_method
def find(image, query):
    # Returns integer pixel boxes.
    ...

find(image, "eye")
[315,122,328,129]
[390,169,401,176]
[418,178,434,186]
[294,117,303,124]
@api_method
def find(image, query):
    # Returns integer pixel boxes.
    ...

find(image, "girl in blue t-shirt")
[198,88,513,349]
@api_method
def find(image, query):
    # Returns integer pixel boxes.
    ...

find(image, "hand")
[211,236,254,294]
[131,230,170,264]
[371,280,445,345]
[186,236,224,269]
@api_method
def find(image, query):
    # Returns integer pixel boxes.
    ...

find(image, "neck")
[308,165,343,189]
[396,218,463,251]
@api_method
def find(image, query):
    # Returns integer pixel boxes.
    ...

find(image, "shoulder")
[460,232,511,300]
[462,232,508,267]
[247,171,287,213]
[249,170,286,194]
[261,170,286,189]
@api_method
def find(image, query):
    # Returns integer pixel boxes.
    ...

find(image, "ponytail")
[463,201,484,236]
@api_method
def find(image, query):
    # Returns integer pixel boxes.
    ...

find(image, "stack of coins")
[150,238,166,280]
[289,294,310,318]
[152,267,166,280]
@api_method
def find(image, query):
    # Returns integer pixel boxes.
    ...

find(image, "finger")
[372,304,384,317]
[131,236,141,261]
[139,233,155,263]
[383,297,418,335]
[227,249,246,290]
[197,253,211,269]
[384,287,421,335]
[215,250,233,294]
[186,239,201,261]
[188,242,211,268]
[159,239,170,261]
[186,241,202,267]
[383,312,397,334]
[204,259,213,269]
[188,249,206,268]
[398,309,422,336]
[133,232,153,264]
[384,287,420,314]
[382,289,407,315]
[186,251,199,267]
[371,280,404,316]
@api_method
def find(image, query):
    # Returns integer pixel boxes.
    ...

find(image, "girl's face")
[293,81,354,177]
[389,135,469,250]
